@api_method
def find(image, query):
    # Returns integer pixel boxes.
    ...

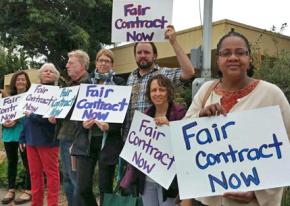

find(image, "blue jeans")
[60,140,76,206]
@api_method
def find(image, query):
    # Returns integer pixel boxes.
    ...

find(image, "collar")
[69,72,89,86]
[133,64,160,78]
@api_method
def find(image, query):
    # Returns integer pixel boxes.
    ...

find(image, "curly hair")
[146,74,174,104]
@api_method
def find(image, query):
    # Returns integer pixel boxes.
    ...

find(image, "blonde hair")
[38,63,60,85]
[68,50,90,70]
[96,49,114,64]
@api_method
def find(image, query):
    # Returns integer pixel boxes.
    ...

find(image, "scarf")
[92,69,116,85]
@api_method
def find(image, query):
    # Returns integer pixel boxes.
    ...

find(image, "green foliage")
[0,45,29,87]
[252,23,290,102]
[0,158,26,188]
[0,160,7,187]
[282,187,290,206]
[175,81,193,109]
[254,50,290,102]
[0,0,112,77]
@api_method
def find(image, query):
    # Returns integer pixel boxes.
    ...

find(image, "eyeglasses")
[97,59,112,64]
[218,49,249,58]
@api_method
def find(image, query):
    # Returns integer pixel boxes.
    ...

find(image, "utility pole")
[191,0,213,96]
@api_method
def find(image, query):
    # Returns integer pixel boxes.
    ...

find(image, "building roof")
[111,19,290,74]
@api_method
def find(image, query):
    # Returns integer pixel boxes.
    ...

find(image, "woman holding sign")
[134,74,186,206]
[183,31,290,206]
[1,71,32,205]
[20,63,60,206]
[70,48,125,206]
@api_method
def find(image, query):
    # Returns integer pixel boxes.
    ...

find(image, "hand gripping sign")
[120,111,176,189]
[112,0,173,42]
[170,106,290,199]
[71,84,132,123]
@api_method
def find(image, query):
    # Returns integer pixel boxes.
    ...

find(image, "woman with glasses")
[70,49,125,206]
[182,31,290,206]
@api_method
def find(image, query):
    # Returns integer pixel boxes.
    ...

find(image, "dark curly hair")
[216,31,254,77]
[146,74,174,104]
[9,71,31,95]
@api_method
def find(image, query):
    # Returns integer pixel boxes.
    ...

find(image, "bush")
[0,155,26,188]
[282,187,290,206]
[254,49,290,102]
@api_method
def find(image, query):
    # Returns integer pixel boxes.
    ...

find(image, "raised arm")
[165,25,196,80]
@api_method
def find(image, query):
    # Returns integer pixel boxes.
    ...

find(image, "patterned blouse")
[214,79,260,113]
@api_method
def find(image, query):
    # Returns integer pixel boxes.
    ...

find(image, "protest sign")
[112,0,173,42]
[17,84,59,115]
[70,84,131,123]
[120,111,176,189]
[0,93,26,124]
[43,86,79,118]
[170,106,290,199]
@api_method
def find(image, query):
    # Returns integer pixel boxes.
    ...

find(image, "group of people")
[1,25,289,206]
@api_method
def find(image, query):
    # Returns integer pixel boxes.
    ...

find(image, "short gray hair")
[68,50,90,70]
[38,63,60,85]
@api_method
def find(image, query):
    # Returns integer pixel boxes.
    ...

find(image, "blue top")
[2,118,24,142]
[19,114,58,147]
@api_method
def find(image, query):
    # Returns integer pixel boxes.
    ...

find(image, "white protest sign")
[17,84,59,115]
[170,106,290,199]
[0,93,26,124]
[70,84,132,123]
[43,86,79,118]
[112,0,173,42]
[120,111,176,189]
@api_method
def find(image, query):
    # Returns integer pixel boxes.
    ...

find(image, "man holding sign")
[123,25,196,141]
[112,0,173,42]
[52,50,90,206]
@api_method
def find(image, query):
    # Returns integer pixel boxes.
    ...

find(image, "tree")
[0,0,112,77]
[0,45,29,87]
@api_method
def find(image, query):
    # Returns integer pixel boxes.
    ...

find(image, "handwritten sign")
[43,86,79,118]
[170,106,290,199]
[17,84,59,115]
[70,84,132,123]
[112,0,173,42]
[120,111,176,189]
[0,93,25,124]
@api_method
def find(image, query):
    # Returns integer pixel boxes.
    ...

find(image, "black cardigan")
[70,72,126,165]
[137,103,186,200]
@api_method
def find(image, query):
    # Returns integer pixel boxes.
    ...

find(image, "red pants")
[27,146,59,206]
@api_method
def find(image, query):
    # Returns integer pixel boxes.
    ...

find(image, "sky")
[172,0,290,37]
